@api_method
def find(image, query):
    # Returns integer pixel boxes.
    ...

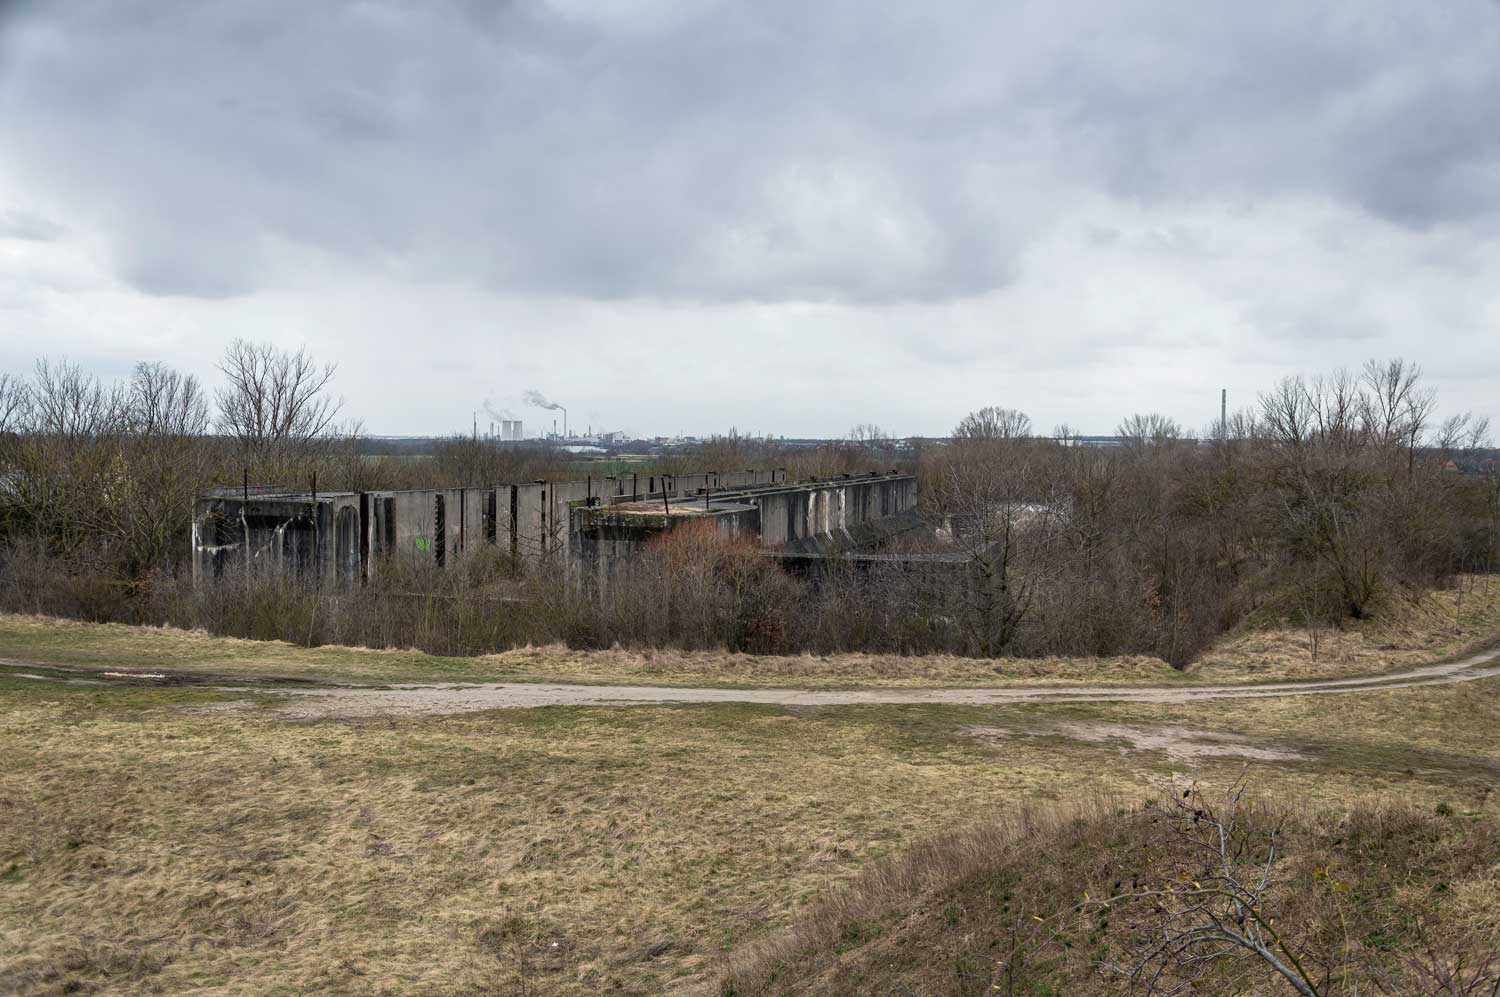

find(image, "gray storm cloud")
[2,1,1497,304]
[1,0,1497,437]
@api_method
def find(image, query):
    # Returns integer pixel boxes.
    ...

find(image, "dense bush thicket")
[1,349,1496,665]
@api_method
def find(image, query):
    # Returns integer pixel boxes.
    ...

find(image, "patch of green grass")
[0,670,269,710]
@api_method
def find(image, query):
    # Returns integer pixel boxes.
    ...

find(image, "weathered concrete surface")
[193,471,917,586]
[573,472,918,563]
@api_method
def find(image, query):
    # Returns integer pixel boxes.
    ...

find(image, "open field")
[3,609,1500,995]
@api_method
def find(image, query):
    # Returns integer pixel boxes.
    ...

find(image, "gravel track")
[255,644,1500,718]
[8,645,1497,718]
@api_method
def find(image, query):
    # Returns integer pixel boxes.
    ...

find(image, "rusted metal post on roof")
[311,471,317,502]
[243,468,249,504]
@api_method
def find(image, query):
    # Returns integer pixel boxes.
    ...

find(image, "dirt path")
[9,644,1498,718]
[194,643,1500,718]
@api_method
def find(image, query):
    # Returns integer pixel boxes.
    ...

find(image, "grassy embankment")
[2,575,1497,690]
[2,608,1499,994]
[720,791,1500,995]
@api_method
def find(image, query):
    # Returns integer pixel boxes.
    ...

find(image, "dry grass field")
[2,589,1499,995]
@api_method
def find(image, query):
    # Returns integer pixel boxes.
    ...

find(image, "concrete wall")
[365,487,495,570]
[574,503,762,591]
[193,470,911,588]
[192,493,363,586]
[754,476,917,549]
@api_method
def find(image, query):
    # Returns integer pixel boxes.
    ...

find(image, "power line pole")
[1220,388,1227,439]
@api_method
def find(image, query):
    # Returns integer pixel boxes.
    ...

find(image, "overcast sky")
[1,1,1497,438]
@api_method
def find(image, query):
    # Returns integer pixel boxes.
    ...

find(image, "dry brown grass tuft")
[1192,575,1500,682]
[0,612,1188,688]
[718,792,1500,996]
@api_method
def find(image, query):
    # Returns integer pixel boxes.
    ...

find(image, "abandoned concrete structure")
[192,470,919,586]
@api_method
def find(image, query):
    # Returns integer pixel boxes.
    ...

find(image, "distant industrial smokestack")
[524,389,567,437]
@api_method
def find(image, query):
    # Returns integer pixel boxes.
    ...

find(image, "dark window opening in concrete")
[210,511,234,579]
[383,497,396,553]
[508,486,518,556]
[336,506,358,584]
[247,513,314,577]
[485,491,497,544]
[434,494,447,567]
[359,493,370,571]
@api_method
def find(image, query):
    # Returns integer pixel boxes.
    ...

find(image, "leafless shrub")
[1090,781,1318,996]
[722,786,1500,997]
[1379,933,1500,997]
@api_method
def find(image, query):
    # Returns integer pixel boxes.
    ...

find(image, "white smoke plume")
[523,389,562,411]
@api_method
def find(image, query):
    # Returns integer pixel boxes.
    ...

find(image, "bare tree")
[28,358,122,439]
[1359,358,1429,445]
[0,373,31,471]
[109,362,217,574]
[1117,412,1182,448]
[1434,412,1492,455]
[953,406,1032,441]
[1260,376,1316,451]
[931,432,1062,656]
[0,372,30,437]
[5,361,124,567]
[1359,358,1435,473]
[2,359,219,578]
[215,339,341,462]
[126,361,210,438]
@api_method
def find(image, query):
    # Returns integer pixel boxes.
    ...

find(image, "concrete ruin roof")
[594,499,756,519]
